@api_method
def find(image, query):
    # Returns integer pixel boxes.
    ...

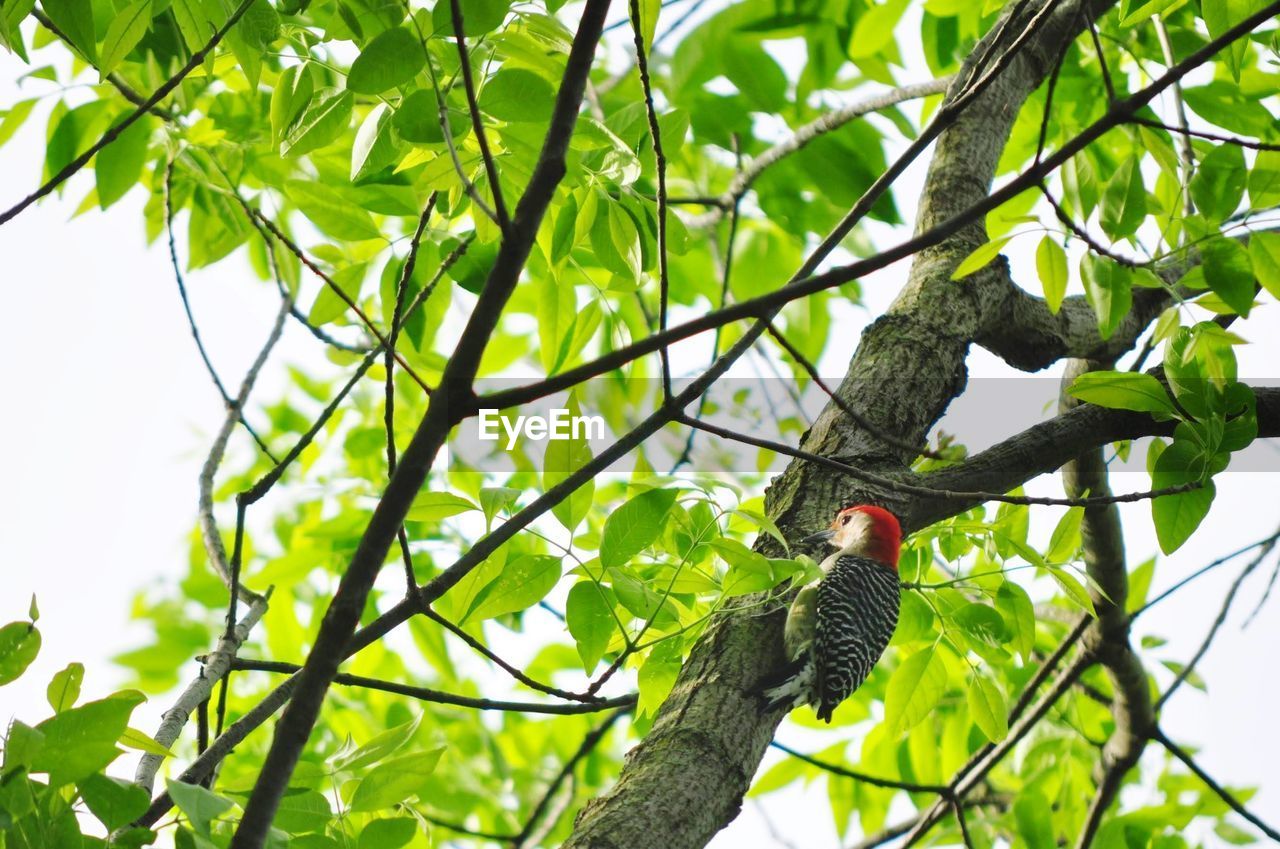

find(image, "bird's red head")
[807,505,903,570]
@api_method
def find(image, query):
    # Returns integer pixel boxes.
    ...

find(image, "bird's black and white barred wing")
[813,554,901,721]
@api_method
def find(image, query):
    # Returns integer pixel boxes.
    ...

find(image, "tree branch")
[132,594,269,793]
[1152,727,1280,842]
[1059,360,1152,849]
[229,659,635,715]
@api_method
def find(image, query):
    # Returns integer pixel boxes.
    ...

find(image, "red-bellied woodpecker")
[763,505,902,723]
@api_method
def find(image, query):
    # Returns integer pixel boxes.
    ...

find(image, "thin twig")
[163,158,277,461]
[512,709,630,848]
[250,209,432,393]
[449,0,509,230]
[230,658,636,715]
[769,742,949,794]
[1155,530,1280,710]
[1152,727,1280,841]
[1041,184,1144,268]
[1127,117,1280,152]
[688,78,951,227]
[418,605,606,703]
[1151,17,1195,215]
[677,412,1201,508]
[629,0,673,399]
[762,318,943,460]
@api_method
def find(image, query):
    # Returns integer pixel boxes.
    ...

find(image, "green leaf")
[271,64,314,145]
[637,640,681,717]
[1152,441,1216,554]
[347,27,425,94]
[1046,506,1084,563]
[1080,255,1132,339]
[884,645,947,735]
[272,789,332,834]
[995,582,1035,661]
[478,486,520,528]
[98,0,151,76]
[46,662,84,712]
[543,397,594,532]
[609,569,678,628]
[0,620,41,684]
[1249,149,1280,208]
[96,114,153,209]
[465,554,561,621]
[32,691,145,785]
[600,488,679,569]
[406,491,478,522]
[333,714,422,773]
[1067,371,1175,414]
[480,68,554,123]
[171,0,214,53]
[565,581,615,672]
[721,41,788,111]
[351,103,400,182]
[1249,231,1280,299]
[166,778,234,835]
[951,236,1010,280]
[1199,236,1254,316]
[392,89,468,144]
[349,747,445,812]
[634,0,659,47]
[1190,143,1247,224]
[1014,788,1054,849]
[849,0,909,59]
[589,198,642,281]
[967,674,1008,742]
[1035,236,1068,313]
[285,180,380,241]
[281,89,353,157]
[43,0,95,61]
[1100,156,1146,240]
[1127,556,1156,615]
[358,817,417,849]
[1202,0,1255,82]
[0,99,38,149]
[119,726,172,756]
[308,262,366,325]
[1046,566,1096,615]
[78,773,150,830]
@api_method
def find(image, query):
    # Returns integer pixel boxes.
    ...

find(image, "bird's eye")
[840,515,851,526]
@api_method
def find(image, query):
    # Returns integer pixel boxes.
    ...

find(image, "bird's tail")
[759,658,813,713]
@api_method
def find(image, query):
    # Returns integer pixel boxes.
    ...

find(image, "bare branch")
[769,742,949,794]
[449,0,509,230]
[1152,727,1280,842]
[229,658,635,715]
[1155,530,1280,710]
[512,709,629,848]
[250,210,433,393]
[688,78,952,227]
[132,595,270,793]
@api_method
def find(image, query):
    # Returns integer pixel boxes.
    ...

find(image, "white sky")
[2,7,1280,848]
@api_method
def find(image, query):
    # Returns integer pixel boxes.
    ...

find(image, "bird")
[762,505,902,723]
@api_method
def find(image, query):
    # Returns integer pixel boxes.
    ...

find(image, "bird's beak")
[801,529,835,546]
